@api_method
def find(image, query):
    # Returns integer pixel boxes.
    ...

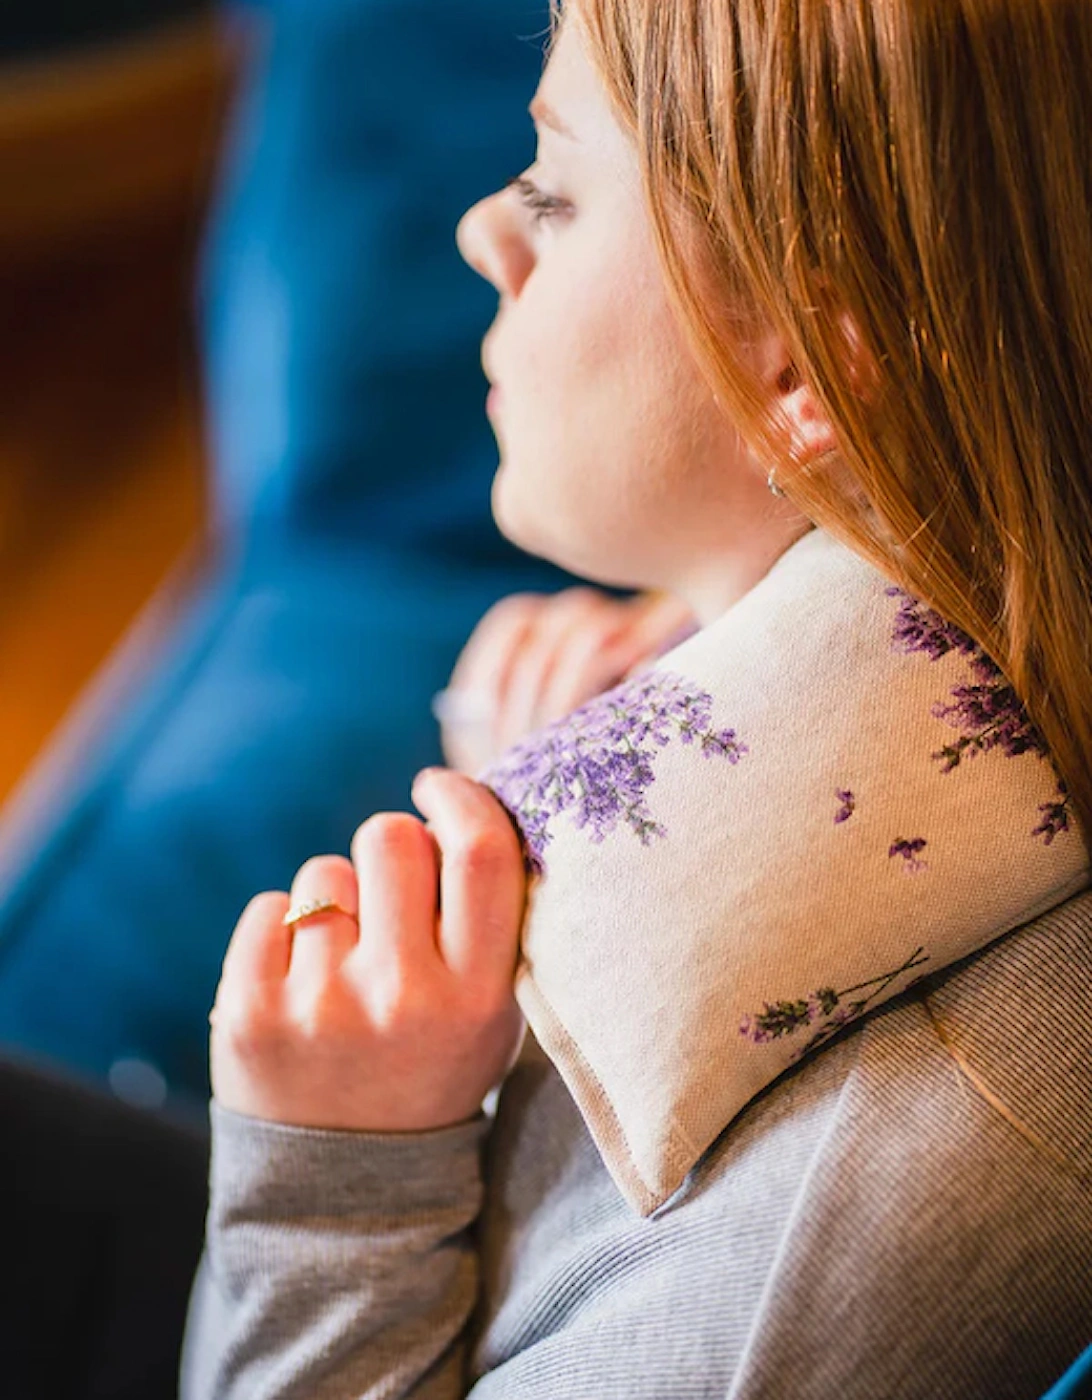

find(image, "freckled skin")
[457,22,813,626]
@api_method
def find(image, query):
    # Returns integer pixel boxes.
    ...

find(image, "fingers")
[442,589,698,778]
[442,588,652,773]
[536,591,696,718]
[221,890,294,990]
[534,606,637,722]
[285,855,361,988]
[496,589,696,744]
[212,782,525,1133]
[607,591,698,677]
[446,592,544,724]
[441,593,544,773]
[349,812,441,972]
[411,768,526,984]
[500,589,625,747]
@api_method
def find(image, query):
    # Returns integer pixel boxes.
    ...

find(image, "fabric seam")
[921,993,1091,1187]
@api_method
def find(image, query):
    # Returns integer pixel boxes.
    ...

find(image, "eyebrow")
[530,97,578,141]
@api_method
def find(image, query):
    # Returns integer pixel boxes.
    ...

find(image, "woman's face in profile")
[457,19,809,618]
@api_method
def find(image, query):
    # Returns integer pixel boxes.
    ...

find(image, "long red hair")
[570,0,1092,846]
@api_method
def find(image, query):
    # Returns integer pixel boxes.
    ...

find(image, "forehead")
[536,23,605,131]
[533,20,633,168]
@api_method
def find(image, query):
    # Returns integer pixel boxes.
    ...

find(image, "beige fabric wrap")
[485,528,1089,1215]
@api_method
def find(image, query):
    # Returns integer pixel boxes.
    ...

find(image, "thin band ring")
[282,897,356,930]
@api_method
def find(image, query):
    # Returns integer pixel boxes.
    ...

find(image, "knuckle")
[242,890,289,924]
[216,997,279,1057]
[352,811,429,865]
[463,596,542,655]
[293,983,354,1042]
[547,587,613,623]
[551,585,602,610]
[294,853,354,886]
[486,592,544,627]
[364,964,426,1031]
[448,824,516,878]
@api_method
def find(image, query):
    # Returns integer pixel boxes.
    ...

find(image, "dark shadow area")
[0,0,210,64]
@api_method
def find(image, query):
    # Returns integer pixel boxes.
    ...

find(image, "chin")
[491,471,559,565]
[491,472,646,589]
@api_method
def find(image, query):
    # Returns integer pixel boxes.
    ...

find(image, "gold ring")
[282,897,355,930]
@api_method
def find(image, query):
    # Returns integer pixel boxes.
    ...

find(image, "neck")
[678,520,817,627]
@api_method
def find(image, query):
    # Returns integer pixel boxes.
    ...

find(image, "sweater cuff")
[209,1100,491,1220]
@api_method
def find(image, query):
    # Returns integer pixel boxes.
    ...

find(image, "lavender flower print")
[1033,780,1071,846]
[483,670,747,873]
[887,588,980,663]
[889,836,929,874]
[740,946,930,1061]
[930,665,1049,772]
[886,586,1071,842]
[835,789,856,824]
[738,989,838,1042]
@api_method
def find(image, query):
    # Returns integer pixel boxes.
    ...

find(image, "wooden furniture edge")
[0,14,251,256]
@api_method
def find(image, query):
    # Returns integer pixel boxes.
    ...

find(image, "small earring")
[767,466,786,498]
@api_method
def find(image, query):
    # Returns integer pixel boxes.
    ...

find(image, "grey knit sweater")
[181,892,1092,1399]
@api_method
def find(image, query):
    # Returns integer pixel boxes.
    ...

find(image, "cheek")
[489,265,626,515]
[500,248,689,462]
[518,269,623,408]
[488,239,724,576]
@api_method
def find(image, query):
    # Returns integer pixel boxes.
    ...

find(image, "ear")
[757,312,875,467]
[772,363,839,466]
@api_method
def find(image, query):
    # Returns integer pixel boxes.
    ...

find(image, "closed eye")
[508,175,571,224]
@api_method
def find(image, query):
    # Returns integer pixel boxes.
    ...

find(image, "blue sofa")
[1,9,1086,1397]
[1044,1347,1092,1400]
[0,0,570,1115]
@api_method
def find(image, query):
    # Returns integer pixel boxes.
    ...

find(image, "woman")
[182,2,1092,1395]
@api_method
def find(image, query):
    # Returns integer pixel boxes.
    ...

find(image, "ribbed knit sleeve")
[180,1102,491,1400]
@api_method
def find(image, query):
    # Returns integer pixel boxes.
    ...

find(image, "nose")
[457,191,535,300]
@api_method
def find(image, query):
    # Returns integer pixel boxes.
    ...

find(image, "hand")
[439,588,696,774]
[209,769,527,1133]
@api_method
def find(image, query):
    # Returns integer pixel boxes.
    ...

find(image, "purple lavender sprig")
[483,670,747,873]
[889,836,929,874]
[1032,779,1072,846]
[929,663,1050,772]
[738,987,841,1042]
[886,586,979,662]
[739,947,930,1056]
[886,586,1070,841]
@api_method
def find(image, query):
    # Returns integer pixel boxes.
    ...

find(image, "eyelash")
[508,175,570,224]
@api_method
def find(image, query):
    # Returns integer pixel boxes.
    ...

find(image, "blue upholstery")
[0,0,569,1113]
[1043,1347,1092,1400]
[205,0,553,560]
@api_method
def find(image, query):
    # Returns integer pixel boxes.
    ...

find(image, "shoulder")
[712,888,1092,1399]
[919,885,1092,1181]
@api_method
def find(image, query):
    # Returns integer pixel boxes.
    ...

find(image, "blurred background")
[0,0,220,805]
[2,1,209,64]
[3,18,1092,1400]
[0,0,567,1118]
